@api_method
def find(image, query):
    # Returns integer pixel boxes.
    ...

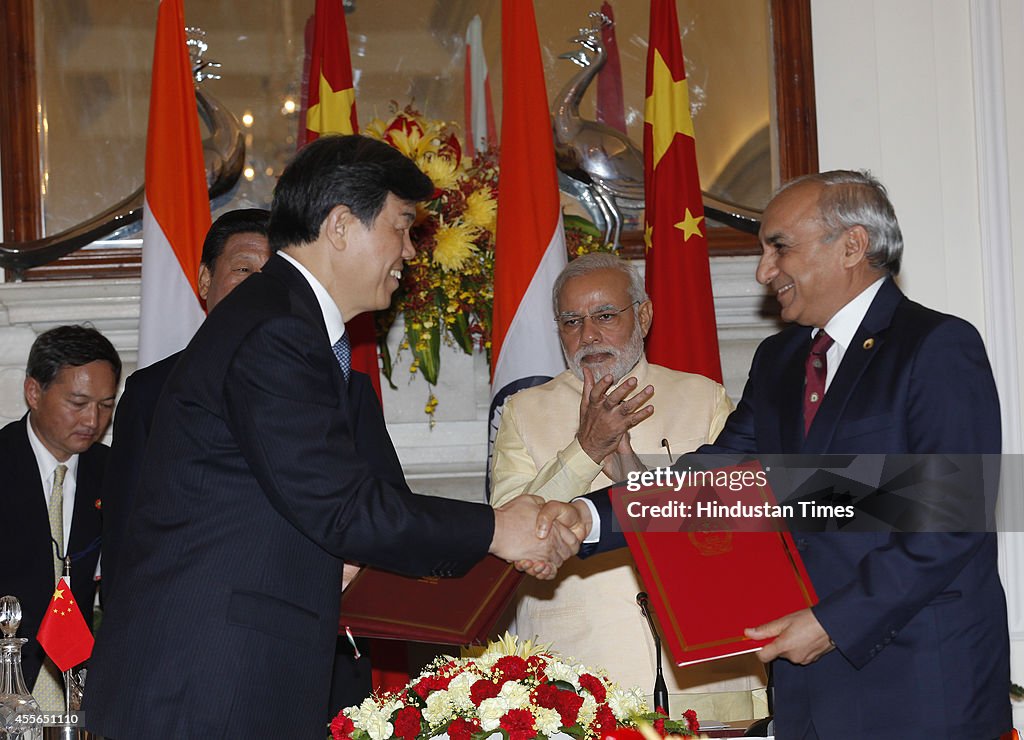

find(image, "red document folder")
[339,555,523,645]
[611,463,818,666]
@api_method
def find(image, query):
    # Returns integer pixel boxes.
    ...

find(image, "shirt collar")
[25,413,80,484]
[818,277,886,350]
[279,251,347,345]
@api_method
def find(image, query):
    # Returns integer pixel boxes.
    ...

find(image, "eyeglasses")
[555,301,641,333]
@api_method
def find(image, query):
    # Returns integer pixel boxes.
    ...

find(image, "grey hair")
[778,169,903,276]
[552,252,649,314]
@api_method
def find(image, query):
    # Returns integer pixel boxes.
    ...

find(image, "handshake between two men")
[489,495,595,579]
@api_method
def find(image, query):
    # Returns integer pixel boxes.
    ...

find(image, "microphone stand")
[636,592,669,716]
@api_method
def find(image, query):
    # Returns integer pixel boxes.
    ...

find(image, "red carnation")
[492,655,529,682]
[600,730,644,740]
[532,682,561,709]
[470,678,501,706]
[579,673,606,703]
[592,704,617,737]
[329,713,355,740]
[526,655,547,674]
[447,717,481,740]
[499,708,536,740]
[654,717,666,736]
[394,706,422,740]
[412,674,451,699]
[553,689,584,726]
[684,708,699,733]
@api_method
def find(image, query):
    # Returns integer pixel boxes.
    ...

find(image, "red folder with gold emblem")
[610,461,818,665]
[339,555,522,645]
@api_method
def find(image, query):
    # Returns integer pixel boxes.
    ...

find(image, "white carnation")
[498,680,531,709]
[577,693,598,727]
[446,674,475,711]
[350,697,383,726]
[423,689,454,725]
[474,651,500,671]
[478,696,510,732]
[363,711,395,740]
[607,686,646,720]
[533,706,563,735]
[543,660,581,688]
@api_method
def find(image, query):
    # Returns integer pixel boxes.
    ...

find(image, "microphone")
[636,592,669,715]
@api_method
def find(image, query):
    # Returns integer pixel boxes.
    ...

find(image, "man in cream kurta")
[491,254,766,722]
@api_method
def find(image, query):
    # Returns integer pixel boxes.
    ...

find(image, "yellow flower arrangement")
[367,105,612,418]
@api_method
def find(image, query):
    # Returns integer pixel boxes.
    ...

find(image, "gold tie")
[48,464,67,584]
[35,463,69,711]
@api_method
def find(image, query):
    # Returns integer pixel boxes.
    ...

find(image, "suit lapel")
[803,279,904,452]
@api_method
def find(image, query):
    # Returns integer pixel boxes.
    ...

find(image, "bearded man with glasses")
[490,252,767,723]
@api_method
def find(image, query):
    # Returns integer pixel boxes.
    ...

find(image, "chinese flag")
[299,0,381,400]
[643,0,722,383]
[36,578,94,673]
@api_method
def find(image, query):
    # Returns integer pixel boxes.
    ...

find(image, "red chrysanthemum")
[447,717,481,740]
[578,673,606,703]
[393,706,422,740]
[470,678,501,706]
[492,655,529,682]
[329,713,355,740]
[499,708,536,740]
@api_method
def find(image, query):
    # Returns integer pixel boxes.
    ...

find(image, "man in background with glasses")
[490,252,766,723]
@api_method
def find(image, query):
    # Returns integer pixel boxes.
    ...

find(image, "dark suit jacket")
[99,350,179,604]
[83,255,494,738]
[0,416,105,687]
[589,279,1011,739]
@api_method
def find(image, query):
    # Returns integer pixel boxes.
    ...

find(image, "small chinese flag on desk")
[36,578,94,672]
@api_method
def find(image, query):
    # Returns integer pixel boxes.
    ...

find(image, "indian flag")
[488,0,568,495]
[137,0,210,368]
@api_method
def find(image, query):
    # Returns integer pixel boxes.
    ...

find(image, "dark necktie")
[332,333,352,382]
[803,330,834,434]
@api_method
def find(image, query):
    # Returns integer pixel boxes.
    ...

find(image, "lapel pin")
[863,338,875,350]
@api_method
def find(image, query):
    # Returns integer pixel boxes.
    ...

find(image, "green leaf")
[407,321,441,386]
[450,311,475,355]
[378,339,398,390]
[562,213,603,238]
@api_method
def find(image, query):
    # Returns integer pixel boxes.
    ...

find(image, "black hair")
[268,134,434,252]
[201,208,271,271]
[26,325,122,387]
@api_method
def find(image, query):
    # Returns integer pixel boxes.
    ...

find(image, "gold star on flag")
[52,587,65,600]
[674,208,704,241]
[644,49,695,170]
[644,223,654,252]
[306,73,356,136]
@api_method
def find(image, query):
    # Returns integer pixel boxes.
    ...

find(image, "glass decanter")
[0,596,42,740]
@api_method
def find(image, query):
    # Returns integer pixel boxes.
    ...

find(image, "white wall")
[812,0,1023,726]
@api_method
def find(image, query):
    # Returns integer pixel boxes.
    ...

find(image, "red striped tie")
[804,330,834,434]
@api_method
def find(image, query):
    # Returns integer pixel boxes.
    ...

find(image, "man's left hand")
[745,608,835,665]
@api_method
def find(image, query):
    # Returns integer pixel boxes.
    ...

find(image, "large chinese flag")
[36,578,94,672]
[643,0,722,383]
[300,0,381,399]
[488,0,568,488]
[137,0,210,368]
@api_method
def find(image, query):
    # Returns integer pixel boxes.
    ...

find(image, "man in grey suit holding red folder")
[540,171,1011,739]
[84,135,585,738]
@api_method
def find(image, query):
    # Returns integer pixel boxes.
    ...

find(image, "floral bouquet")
[329,634,699,740]
[365,106,613,418]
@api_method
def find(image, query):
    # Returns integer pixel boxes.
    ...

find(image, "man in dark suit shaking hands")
[551,170,1011,739]
[84,135,583,738]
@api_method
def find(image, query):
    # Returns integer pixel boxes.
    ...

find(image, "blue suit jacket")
[84,255,494,738]
[590,279,1010,738]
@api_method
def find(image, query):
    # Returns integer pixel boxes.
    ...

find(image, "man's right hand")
[578,368,654,463]
[489,495,582,579]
